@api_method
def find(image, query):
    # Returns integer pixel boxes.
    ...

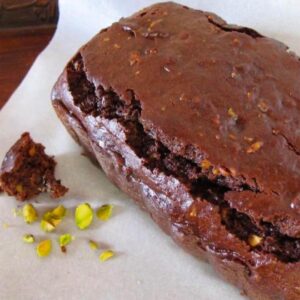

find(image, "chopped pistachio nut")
[22,204,38,224]
[148,18,162,29]
[200,159,211,170]
[99,250,115,262]
[189,206,197,217]
[59,234,73,247]
[23,234,35,244]
[40,206,65,232]
[43,212,52,220]
[96,204,114,221]
[51,205,66,219]
[247,141,263,154]
[16,184,23,193]
[228,107,238,121]
[28,146,36,157]
[212,168,220,175]
[248,234,263,247]
[36,239,52,258]
[89,240,99,251]
[40,219,56,232]
[75,203,93,230]
[49,217,61,227]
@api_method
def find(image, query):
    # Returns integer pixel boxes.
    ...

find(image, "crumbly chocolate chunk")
[51,3,300,300]
[0,132,68,200]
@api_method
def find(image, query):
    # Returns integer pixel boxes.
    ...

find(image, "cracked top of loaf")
[69,2,299,236]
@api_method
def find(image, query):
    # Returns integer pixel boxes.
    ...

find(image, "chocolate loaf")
[51,3,300,299]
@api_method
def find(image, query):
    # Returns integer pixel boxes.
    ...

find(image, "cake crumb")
[0,132,68,201]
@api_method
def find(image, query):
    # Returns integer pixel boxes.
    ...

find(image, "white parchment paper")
[1,1,300,299]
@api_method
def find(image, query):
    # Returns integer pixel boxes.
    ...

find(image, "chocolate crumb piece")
[0,132,68,201]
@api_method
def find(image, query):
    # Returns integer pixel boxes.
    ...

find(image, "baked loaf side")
[52,2,300,299]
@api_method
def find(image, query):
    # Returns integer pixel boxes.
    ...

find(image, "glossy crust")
[52,2,300,299]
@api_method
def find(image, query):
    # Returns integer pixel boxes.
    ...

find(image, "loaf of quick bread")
[51,3,300,299]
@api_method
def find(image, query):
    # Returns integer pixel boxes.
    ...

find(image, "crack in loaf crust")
[52,2,300,299]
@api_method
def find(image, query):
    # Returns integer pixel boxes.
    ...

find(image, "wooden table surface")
[0,27,56,109]
[0,0,58,109]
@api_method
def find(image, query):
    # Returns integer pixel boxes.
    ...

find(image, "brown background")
[0,0,59,109]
